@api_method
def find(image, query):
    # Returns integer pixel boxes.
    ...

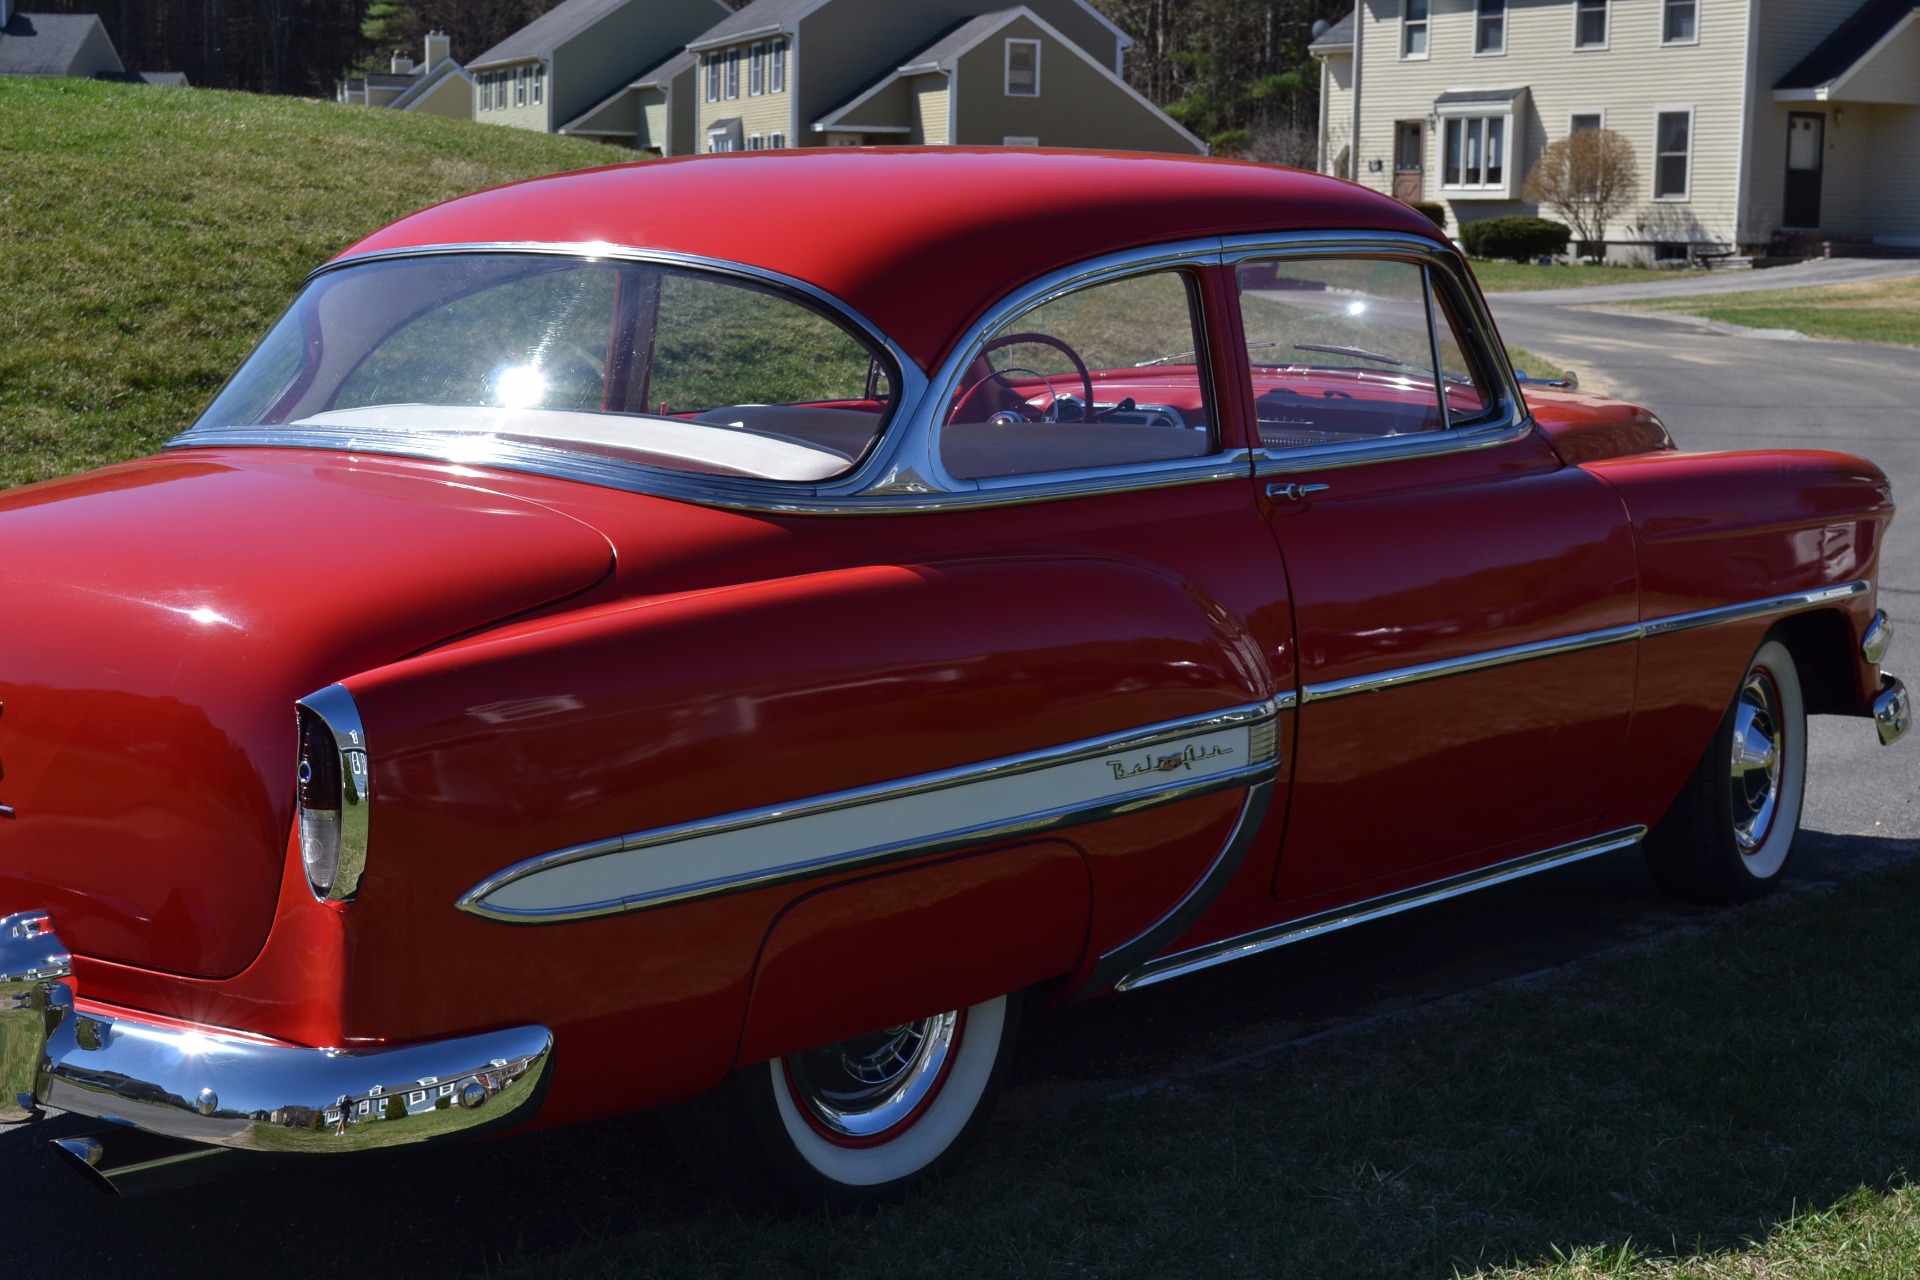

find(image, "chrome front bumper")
[1,911,552,1162]
[1876,675,1910,746]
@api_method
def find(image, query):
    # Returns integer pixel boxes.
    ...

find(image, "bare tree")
[1523,128,1639,259]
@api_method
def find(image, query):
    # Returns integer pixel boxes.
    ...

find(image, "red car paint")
[4,150,1895,1146]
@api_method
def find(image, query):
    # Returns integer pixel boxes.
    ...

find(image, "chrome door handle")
[1267,482,1330,502]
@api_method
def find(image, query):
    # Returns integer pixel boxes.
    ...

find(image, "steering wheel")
[951,331,1096,424]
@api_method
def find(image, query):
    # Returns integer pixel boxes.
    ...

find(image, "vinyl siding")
[549,0,719,130]
[1743,0,1865,239]
[670,64,699,154]
[951,14,1200,152]
[913,72,952,143]
[476,62,550,130]
[409,73,473,118]
[1350,0,1753,251]
[794,0,1122,145]
[1838,16,1920,101]
[639,86,670,150]
[695,44,794,145]
[1863,105,1920,238]
[1320,52,1354,175]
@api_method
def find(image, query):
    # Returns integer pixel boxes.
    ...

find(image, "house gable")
[1775,1,1920,102]
[0,11,124,77]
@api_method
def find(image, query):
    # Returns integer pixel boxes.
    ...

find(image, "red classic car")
[0,149,1907,1208]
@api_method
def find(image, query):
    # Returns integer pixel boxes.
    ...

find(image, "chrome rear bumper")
[1,911,552,1161]
[1876,675,1910,746]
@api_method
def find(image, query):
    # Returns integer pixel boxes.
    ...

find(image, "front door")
[1393,121,1425,202]
[1231,253,1640,912]
[1785,112,1824,229]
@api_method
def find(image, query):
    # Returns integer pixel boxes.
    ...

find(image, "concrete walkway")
[1491,254,1920,306]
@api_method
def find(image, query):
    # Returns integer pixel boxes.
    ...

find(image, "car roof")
[336,148,1447,371]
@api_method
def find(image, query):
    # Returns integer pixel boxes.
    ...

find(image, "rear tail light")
[295,686,372,902]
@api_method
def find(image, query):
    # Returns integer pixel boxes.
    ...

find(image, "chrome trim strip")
[1252,419,1533,479]
[460,698,1281,924]
[1071,776,1276,1000]
[1301,582,1871,704]
[1640,580,1869,638]
[296,684,372,902]
[1875,675,1910,746]
[1114,825,1648,993]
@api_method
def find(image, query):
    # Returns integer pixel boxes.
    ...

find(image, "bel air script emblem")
[1106,741,1233,782]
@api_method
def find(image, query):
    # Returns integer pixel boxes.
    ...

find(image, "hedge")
[1458,215,1571,261]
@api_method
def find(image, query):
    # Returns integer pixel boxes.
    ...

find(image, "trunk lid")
[0,450,612,978]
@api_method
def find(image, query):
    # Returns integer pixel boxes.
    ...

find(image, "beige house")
[338,32,471,118]
[681,0,1199,154]
[1315,0,1920,259]
[468,0,729,137]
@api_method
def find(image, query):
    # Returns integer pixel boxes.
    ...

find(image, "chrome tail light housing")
[295,685,371,902]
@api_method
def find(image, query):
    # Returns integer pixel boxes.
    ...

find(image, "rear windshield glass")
[194,254,898,483]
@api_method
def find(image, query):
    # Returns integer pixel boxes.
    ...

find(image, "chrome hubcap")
[1729,669,1784,853]
[785,1011,960,1141]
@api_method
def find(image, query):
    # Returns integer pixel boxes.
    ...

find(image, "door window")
[1235,257,1494,451]
[940,270,1216,480]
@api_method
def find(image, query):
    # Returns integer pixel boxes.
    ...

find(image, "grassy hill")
[0,77,616,489]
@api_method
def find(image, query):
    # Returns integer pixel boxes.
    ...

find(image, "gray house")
[468,0,730,136]
[0,0,185,83]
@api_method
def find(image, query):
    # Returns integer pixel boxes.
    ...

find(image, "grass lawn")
[1621,275,1920,347]
[0,77,615,490]
[1469,261,1711,293]
[489,846,1920,1279]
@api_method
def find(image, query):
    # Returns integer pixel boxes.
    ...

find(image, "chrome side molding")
[1864,611,1893,667]
[1114,826,1649,993]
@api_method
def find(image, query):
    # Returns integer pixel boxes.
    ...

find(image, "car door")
[1227,245,1641,912]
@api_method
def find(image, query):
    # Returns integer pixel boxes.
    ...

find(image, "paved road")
[1497,255,1920,307]
[0,281,1912,1276]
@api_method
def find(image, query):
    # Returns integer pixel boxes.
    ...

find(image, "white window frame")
[1402,0,1430,60]
[514,66,526,108]
[1475,0,1506,55]
[725,48,740,99]
[1436,104,1515,198]
[1652,106,1694,201]
[748,133,764,150]
[1572,0,1609,50]
[1003,135,1040,146]
[532,64,543,105]
[704,53,719,103]
[769,38,787,93]
[1005,38,1040,96]
[1661,0,1700,46]
[1568,109,1604,134]
[770,130,786,148]
[749,43,764,95]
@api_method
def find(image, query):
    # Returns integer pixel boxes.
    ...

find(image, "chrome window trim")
[1116,825,1649,992]
[1300,581,1870,704]
[459,697,1284,924]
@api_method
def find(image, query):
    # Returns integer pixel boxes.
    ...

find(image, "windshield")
[194,254,898,483]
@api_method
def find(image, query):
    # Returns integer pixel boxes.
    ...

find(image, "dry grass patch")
[1621,275,1920,346]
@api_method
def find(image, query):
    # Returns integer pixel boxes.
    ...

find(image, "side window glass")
[1428,273,1495,424]
[941,270,1215,481]
[1236,257,1446,449]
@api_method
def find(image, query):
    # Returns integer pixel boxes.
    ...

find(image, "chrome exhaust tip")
[50,1128,267,1198]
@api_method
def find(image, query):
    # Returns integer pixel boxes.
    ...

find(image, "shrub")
[1459,215,1571,261]
[1408,201,1448,230]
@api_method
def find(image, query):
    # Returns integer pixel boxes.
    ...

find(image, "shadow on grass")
[2,836,1918,1279]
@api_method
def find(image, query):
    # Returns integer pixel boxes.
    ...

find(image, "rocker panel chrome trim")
[1300,582,1870,703]
[460,699,1284,924]
[1115,825,1649,992]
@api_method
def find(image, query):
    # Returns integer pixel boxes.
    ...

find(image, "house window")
[1654,109,1692,198]
[769,38,787,93]
[725,48,740,99]
[1476,0,1504,54]
[1574,0,1607,47]
[1442,115,1506,189]
[1005,39,1039,96]
[532,64,543,104]
[748,133,764,150]
[1570,112,1603,134]
[1663,0,1697,43]
[749,43,764,95]
[704,53,719,103]
[769,131,786,148]
[514,66,526,107]
[1403,0,1429,57]
[408,1090,428,1106]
